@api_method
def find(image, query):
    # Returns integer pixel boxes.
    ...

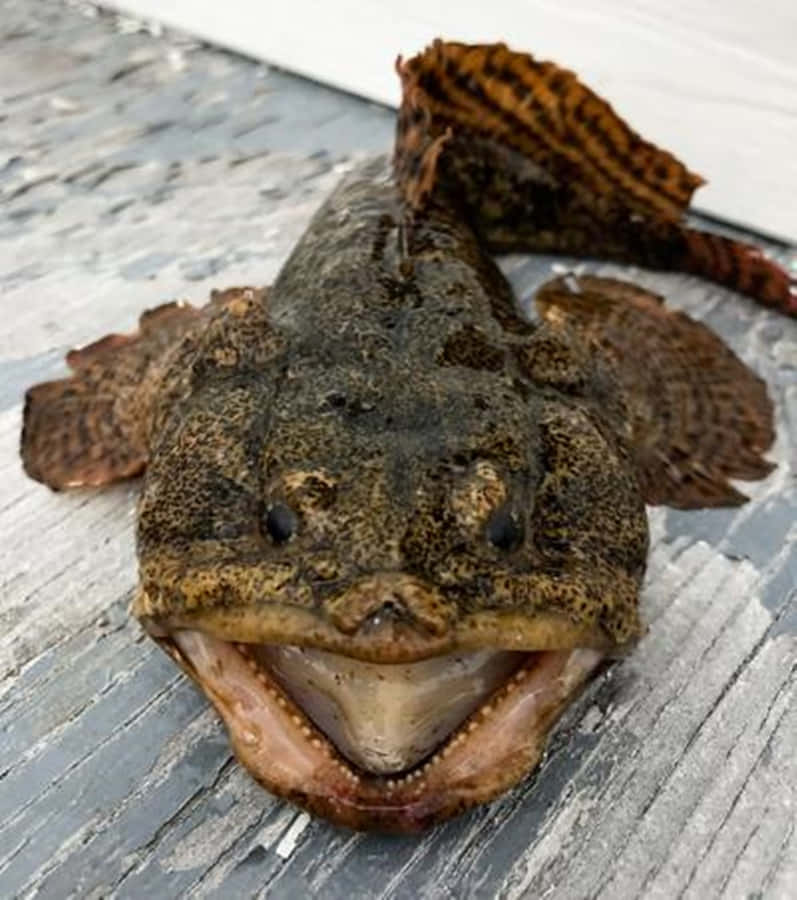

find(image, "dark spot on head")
[347,397,376,417]
[326,392,347,409]
[511,378,531,401]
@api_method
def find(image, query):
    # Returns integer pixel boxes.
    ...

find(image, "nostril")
[324,574,457,638]
[362,598,405,632]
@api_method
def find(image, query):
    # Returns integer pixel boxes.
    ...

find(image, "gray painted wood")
[1,3,795,898]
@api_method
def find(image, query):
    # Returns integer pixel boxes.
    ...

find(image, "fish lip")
[135,582,616,664]
[152,627,604,832]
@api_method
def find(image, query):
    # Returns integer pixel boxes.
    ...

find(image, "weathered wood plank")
[1,3,794,898]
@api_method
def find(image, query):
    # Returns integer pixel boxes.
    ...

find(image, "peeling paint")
[275,814,311,861]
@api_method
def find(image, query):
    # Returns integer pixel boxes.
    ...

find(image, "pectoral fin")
[535,275,776,508]
[21,300,202,490]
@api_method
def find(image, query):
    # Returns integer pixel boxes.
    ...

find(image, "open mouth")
[166,630,603,831]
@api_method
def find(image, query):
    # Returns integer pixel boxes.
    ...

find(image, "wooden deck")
[1,2,795,897]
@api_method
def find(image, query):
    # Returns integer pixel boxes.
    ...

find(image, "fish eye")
[486,504,523,551]
[264,503,298,543]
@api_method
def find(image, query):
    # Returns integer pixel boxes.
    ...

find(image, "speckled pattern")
[1,0,795,895]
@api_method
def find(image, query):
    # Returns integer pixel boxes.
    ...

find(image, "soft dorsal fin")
[396,40,702,222]
[395,41,796,316]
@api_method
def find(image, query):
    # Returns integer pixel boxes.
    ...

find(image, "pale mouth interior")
[251,644,526,773]
[171,629,602,784]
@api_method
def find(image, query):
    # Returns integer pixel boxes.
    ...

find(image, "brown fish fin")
[21,300,204,490]
[673,227,796,315]
[535,275,776,508]
[395,41,796,316]
[395,41,701,221]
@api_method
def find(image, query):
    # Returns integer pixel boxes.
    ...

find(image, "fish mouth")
[160,629,603,832]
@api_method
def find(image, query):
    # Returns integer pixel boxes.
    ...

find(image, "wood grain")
[1,3,795,897]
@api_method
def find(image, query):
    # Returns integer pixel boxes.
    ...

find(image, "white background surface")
[110,0,797,242]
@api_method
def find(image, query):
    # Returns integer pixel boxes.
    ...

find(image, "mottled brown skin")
[133,157,648,659]
[19,41,788,831]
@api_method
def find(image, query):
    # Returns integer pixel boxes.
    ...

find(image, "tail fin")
[395,41,796,316]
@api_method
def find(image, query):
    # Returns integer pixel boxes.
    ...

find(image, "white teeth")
[254,645,524,774]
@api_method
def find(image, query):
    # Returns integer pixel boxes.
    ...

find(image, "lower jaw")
[166,630,603,832]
